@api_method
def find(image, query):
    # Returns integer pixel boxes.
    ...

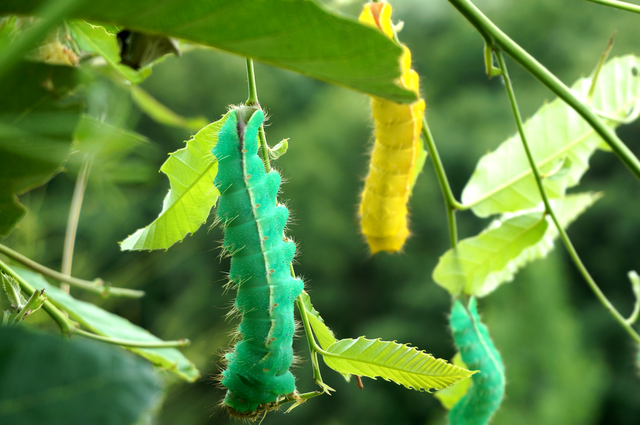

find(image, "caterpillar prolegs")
[449,298,505,425]
[213,106,304,417]
[358,2,426,254]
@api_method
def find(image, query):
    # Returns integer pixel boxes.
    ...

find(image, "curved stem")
[585,0,640,14]
[244,58,271,172]
[495,51,640,344]
[73,328,190,348]
[448,0,640,184]
[61,155,93,293]
[421,117,464,248]
[0,243,145,298]
[0,259,75,335]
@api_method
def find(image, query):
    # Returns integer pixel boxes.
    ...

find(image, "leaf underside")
[0,0,416,103]
[12,266,199,382]
[321,336,475,392]
[120,113,230,251]
[462,55,639,217]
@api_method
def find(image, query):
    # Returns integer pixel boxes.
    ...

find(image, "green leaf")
[119,113,230,251]
[299,291,337,350]
[433,213,549,297]
[12,266,199,382]
[0,61,82,237]
[2,273,25,309]
[68,20,151,84]
[462,55,640,217]
[130,86,208,131]
[434,353,472,410]
[321,336,475,391]
[0,0,416,102]
[0,326,163,425]
[269,139,289,161]
[409,139,428,194]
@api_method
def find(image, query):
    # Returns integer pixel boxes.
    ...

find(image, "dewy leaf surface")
[0,0,416,103]
[433,213,549,297]
[12,267,199,382]
[0,326,163,425]
[120,113,229,251]
[321,337,474,391]
[462,56,640,217]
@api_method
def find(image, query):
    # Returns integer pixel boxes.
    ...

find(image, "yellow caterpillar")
[358,2,426,254]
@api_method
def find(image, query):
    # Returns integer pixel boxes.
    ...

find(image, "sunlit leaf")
[1,273,25,309]
[0,61,82,237]
[129,86,208,132]
[0,0,416,102]
[120,113,230,251]
[462,56,640,217]
[13,267,199,382]
[433,213,549,297]
[321,336,474,391]
[0,326,163,425]
[434,353,471,410]
[68,20,151,84]
[300,291,337,350]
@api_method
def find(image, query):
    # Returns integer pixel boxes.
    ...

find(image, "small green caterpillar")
[213,106,304,417]
[449,297,505,425]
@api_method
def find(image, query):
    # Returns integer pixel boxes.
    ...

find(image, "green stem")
[61,155,93,293]
[585,0,640,14]
[0,243,145,298]
[73,328,190,348]
[0,259,75,335]
[421,117,464,248]
[0,0,86,79]
[495,51,640,344]
[448,0,640,184]
[277,390,324,407]
[244,58,271,172]
[295,294,327,388]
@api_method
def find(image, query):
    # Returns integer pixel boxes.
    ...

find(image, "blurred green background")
[3,0,640,423]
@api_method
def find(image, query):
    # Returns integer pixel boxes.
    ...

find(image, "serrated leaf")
[321,336,474,391]
[462,56,640,217]
[12,266,199,382]
[120,113,230,251]
[130,86,208,131]
[68,20,151,84]
[0,0,415,102]
[0,326,163,425]
[433,213,549,297]
[434,353,472,410]
[1,273,25,309]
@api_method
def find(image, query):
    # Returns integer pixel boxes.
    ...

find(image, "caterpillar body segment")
[358,2,426,254]
[449,298,505,425]
[213,106,304,417]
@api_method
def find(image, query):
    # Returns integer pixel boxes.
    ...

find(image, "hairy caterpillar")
[449,298,505,425]
[358,2,426,254]
[213,106,304,417]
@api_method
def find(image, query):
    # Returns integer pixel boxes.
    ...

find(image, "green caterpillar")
[214,106,304,417]
[449,297,505,425]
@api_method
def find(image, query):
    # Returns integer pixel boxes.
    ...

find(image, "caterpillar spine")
[449,297,505,425]
[213,106,304,417]
[358,2,426,254]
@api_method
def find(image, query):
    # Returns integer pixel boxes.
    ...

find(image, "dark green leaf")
[0,326,163,425]
[13,267,199,382]
[0,61,82,237]
[0,0,415,102]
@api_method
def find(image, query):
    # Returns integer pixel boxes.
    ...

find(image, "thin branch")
[0,259,75,335]
[244,58,271,172]
[495,51,640,344]
[61,155,93,293]
[448,0,640,184]
[73,328,190,348]
[0,243,145,298]
[10,288,45,325]
[585,0,640,14]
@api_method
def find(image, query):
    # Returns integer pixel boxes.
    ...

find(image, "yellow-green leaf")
[321,337,474,391]
[434,353,472,410]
